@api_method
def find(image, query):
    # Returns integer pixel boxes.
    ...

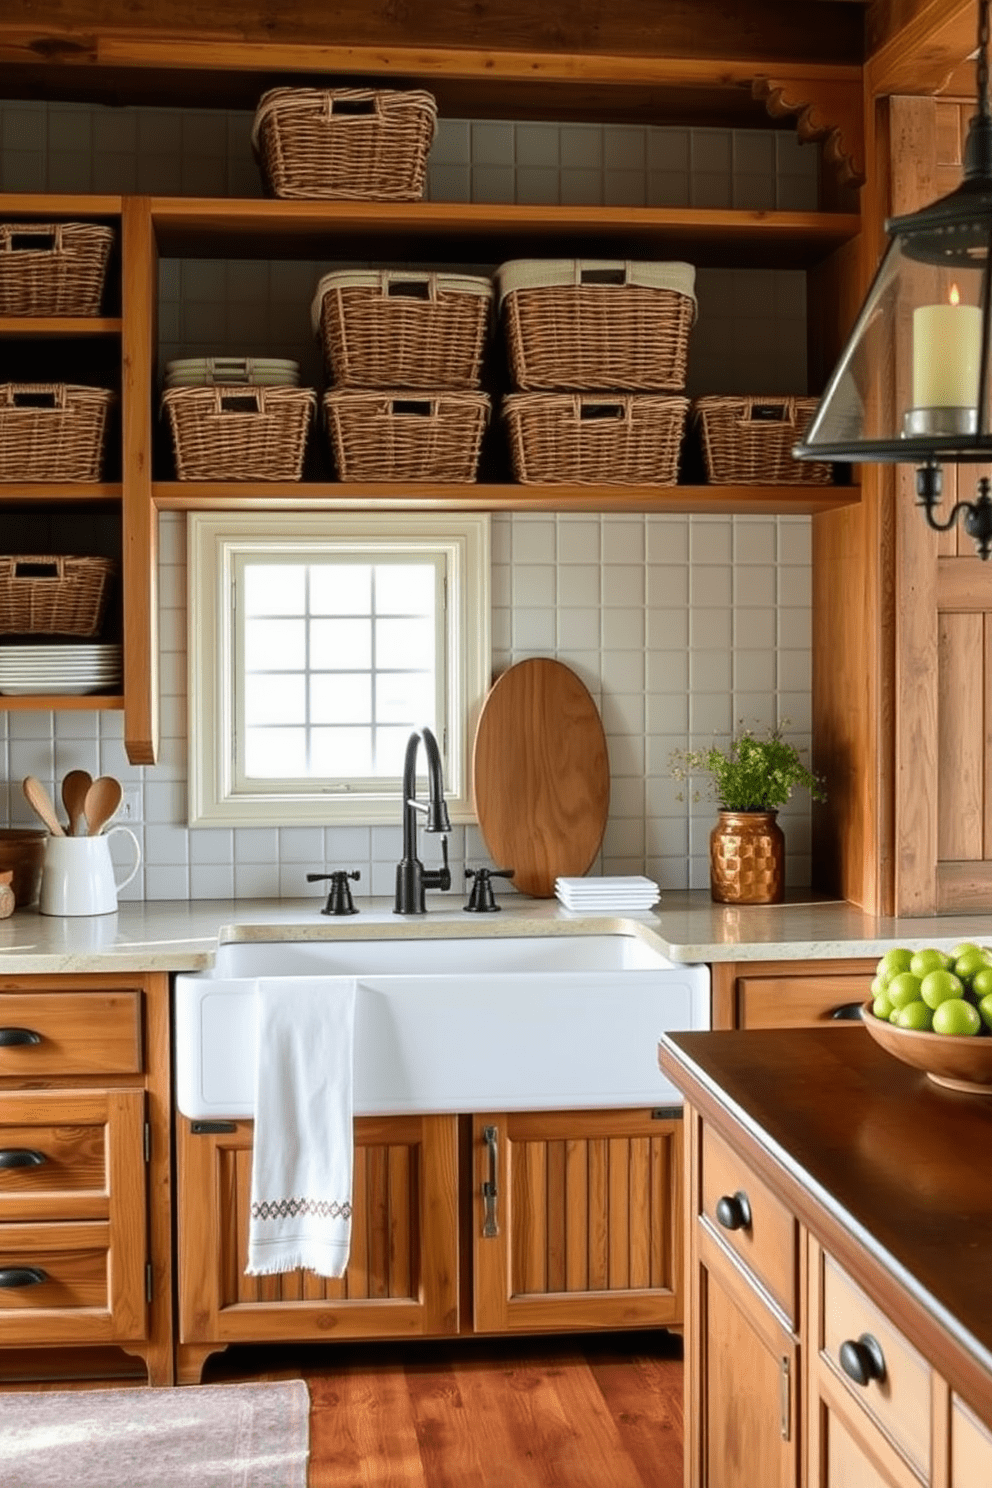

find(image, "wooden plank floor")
[205,1330,684,1488]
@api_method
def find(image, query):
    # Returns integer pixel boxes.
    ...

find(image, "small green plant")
[669,724,826,812]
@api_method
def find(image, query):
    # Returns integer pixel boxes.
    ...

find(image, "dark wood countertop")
[659,1026,992,1423]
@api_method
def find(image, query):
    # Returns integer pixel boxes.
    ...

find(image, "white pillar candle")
[913,288,983,408]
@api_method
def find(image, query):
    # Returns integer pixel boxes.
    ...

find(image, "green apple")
[872,993,894,1020]
[877,948,913,982]
[870,974,889,999]
[953,949,992,985]
[896,1000,934,1031]
[909,947,953,979]
[973,967,992,1002]
[886,971,924,1010]
[932,998,982,1036]
[978,992,992,1032]
[920,968,965,1009]
[951,942,983,961]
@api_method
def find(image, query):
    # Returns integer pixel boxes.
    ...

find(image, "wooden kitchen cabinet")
[710,957,877,1030]
[177,1104,682,1382]
[0,972,173,1385]
[471,1107,682,1335]
[176,1111,460,1385]
[686,1108,801,1488]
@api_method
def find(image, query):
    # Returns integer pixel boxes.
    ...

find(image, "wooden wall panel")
[937,612,985,862]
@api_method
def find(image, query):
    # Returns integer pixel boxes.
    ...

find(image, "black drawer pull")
[829,1002,865,1021]
[0,1027,41,1047]
[839,1334,886,1387]
[715,1190,752,1231]
[0,1266,47,1288]
[0,1148,46,1169]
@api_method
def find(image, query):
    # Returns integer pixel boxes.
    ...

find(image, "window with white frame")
[187,512,490,826]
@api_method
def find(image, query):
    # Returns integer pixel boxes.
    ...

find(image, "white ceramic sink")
[174,933,710,1120]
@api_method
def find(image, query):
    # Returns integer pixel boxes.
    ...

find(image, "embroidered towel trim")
[246,975,357,1278]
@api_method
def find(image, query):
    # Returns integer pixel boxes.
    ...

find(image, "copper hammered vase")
[709,809,785,905]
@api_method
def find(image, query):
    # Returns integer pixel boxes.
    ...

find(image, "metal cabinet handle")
[0,1149,46,1169]
[482,1124,499,1238]
[0,1266,47,1288]
[0,1027,41,1047]
[715,1190,752,1231]
[839,1333,886,1386]
[829,1002,865,1021]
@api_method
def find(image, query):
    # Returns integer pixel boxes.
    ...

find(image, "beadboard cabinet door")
[176,1112,459,1385]
[471,1107,682,1334]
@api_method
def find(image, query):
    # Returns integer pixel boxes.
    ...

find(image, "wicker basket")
[252,87,437,201]
[0,384,116,482]
[498,259,696,391]
[0,222,114,317]
[0,554,116,636]
[162,385,316,481]
[693,395,832,485]
[503,392,689,485]
[313,270,493,389]
[324,390,490,482]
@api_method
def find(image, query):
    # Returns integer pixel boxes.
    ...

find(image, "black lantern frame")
[793,0,992,557]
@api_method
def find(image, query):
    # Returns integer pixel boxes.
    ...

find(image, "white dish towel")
[246,975,357,1279]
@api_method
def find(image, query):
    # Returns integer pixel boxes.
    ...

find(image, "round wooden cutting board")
[472,658,610,898]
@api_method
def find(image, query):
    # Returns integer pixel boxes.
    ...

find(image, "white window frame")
[187,511,490,827]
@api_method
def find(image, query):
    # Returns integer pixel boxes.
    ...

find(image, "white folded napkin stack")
[246,975,357,1279]
[555,875,660,912]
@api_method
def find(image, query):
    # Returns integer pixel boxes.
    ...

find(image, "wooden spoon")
[22,775,65,837]
[83,776,123,836]
[61,769,93,837]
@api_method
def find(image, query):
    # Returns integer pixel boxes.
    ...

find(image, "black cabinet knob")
[839,1333,886,1386]
[0,1148,46,1169]
[715,1190,752,1231]
[0,1266,46,1288]
[829,1002,865,1021]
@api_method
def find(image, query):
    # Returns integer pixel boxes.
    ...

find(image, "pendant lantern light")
[793,0,992,557]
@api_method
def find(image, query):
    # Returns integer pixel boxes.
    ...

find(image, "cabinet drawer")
[737,974,870,1029]
[818,1247,932,1480]
[0,992,142,1077]
[0,1089,141,1221]
[952,1394,992,1486]
[700,1121,797,1322]
[0,1219,144,1344]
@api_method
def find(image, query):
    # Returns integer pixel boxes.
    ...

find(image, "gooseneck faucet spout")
[394,726,452,915]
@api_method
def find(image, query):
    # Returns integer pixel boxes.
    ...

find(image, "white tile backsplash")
[0,98,817,895]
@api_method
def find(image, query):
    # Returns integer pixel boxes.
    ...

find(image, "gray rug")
[0,1379,310,1488]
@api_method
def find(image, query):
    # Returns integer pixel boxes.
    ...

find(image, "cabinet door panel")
[473,1108,681,1334]
[952,1393,992,1485]
[178,1113,459,1345]
[696,1226,798,1488]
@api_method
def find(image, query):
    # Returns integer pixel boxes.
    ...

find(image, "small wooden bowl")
[861,1000,992,1094]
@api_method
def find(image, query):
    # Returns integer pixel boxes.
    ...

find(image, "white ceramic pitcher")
[39,827,141,916]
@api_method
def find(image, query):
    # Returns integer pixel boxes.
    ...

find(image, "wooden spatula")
[61,769,93,836]
[83,776,123,836]
[22,775,65,836]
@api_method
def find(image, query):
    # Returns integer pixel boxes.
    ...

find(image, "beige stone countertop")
[1,888,992,973]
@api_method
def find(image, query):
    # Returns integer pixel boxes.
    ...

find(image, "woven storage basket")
[312,270,493,389]
[0,554,116,636]
[503,392,689,485]
[324,390,490,482]
[162,385,317,481]
[252,87,437,201]
[497,259,696,391]
[693,395,832,484]
[0,222,114,317]
[0,384,116,482]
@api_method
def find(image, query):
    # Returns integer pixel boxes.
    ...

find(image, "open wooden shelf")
[147,198,862,269]
[0,694,123,710]
[152,480,858,515]
[0,317,123,337]
[0,484,122,502]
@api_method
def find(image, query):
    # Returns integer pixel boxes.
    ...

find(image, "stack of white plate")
[555,875,660,912]
[0,643,122,696]
[164,357,300,389]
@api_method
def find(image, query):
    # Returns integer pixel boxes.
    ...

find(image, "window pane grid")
[240,558,439,782]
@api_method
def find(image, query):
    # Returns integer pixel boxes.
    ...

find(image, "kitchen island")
[659,1025,992,1486]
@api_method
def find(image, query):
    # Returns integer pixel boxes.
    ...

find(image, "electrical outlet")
[119,786,143,824]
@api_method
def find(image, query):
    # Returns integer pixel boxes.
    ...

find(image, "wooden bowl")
[861,1000,992,1094]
